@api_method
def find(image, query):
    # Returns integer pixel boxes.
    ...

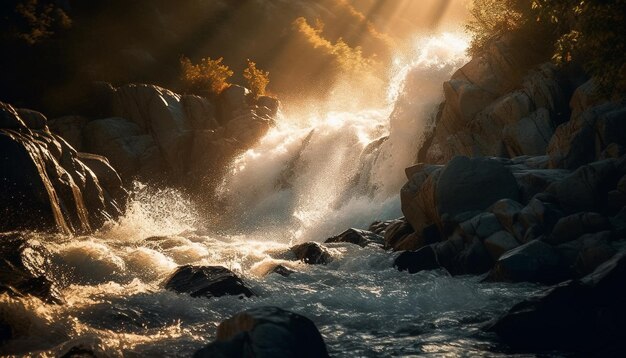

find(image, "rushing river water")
[1,33,542,357]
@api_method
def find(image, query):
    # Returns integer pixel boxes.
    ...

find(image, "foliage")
[6,0,72,44]
[243,59,270,98]
[466,0,626,95]
[532,0,626,95]
[180,56,233,97]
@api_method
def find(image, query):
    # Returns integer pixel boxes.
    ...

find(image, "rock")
[511,167,571,204]
[219,85,250,123]
[163,265,255,299]
[82,117,165,180]
[256,96,280,118]
[486,251,626,353]
[0,101,29,131]
[181,95,219,130]
[194,306,329,358]
[557,231,616,277]
[489,198,524,238]
[368,218,403,235]
[47,116,88,151]
[1,102,125,233]
[436,156,520,221]
[547,212,611,245]
[0,232,63,303]
[484,231,520,261]
[113,84,193,177]
[383,219,415,250]
[486,240,566,284]
[517,198,564,240]
[400,164,442,234]
[459,212,502,240]
[394,246,440,274]
[271,265,298,277]
[77,152,127,208]
[325,228,383,248]
[503,108,554,157]
[455,237,494,275]
[16,108,48,131]
[290,242,332,265]
[546,158,623,214]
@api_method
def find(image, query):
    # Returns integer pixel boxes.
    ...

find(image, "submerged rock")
[394,246,440,274]
[271,265,298,277]
[0,232,63,303]
[324,228,383,248]
[290,242,332,265]
[194,306,329,358]
[487,251,626,354]
[163,265,255,299]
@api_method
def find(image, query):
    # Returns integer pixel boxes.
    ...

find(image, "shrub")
[243,59,270,98]
[180,56,233,97]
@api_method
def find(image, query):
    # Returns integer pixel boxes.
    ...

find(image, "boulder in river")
[0,232,63,304]
[193,306,329,358]
[394,246,440,274]
[324,228,383,248]
[487,251,626,354]
[290,242,332,265]
[163,265,255,299]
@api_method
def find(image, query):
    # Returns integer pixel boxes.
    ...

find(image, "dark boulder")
[556,231,617,277]
[436,156,520,222]
[487,251,626,353]
[0,232,63,303]
[484,231,520,261]
[271,265,298,277]
[486,240,567,284]
[194,306,329,358]
[383,219,416,250]
[547,212,611,245]
[163,265,255,299]
[290,242,332,265]
[325,228,383,248]
[394,246,440,274]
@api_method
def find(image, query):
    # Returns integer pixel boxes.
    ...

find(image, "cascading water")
[0,33,541,357]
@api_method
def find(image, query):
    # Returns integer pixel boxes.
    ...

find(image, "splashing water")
[217,32,470,242]
[0,33,541,357]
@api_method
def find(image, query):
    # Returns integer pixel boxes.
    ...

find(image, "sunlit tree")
[243,59,270,99]
[180,56,233,97]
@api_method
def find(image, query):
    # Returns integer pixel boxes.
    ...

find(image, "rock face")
[163,265,255,299]
[49,83,279,189]
[486,240,567,284]
[194,306,329,358]
[487,251,626,354]
[0,232,63,303]
[0,101,126,234]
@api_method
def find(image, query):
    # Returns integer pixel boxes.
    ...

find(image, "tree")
[243,59,270,99]
[179,56,233,97]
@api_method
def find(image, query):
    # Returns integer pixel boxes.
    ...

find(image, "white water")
[0,33,541,357]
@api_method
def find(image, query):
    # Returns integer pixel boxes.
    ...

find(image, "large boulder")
[0,102,125,233]
[0,232,63,303]
[394,246,440,274]
[163,265,255,299]
[194,306,329,358]
[487,251,626,353]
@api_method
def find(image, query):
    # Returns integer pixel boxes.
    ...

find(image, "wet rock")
[518,198,564,239]
[324,228,383,248]
[383,219,415,250]
[486,240,567,284]
[394,246,440,274]
[1,101,125,233]
[163,265,255,299]
[512,167,570,203]
[16,108,48,131]
[400,163,442,234]
[484,231,520,261]
[290,242,332,265]
[368,218,402,235]
[48,116,88,151]
[547,212,611,245]
[0,232,63,303]
[194,306,329,358]
[489,198,525,239]
[487,251,626,353]
[271,265,298,277]
[181,95,219,130]
[219,85,250,123]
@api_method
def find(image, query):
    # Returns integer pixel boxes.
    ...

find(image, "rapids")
[1,33,542,357]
